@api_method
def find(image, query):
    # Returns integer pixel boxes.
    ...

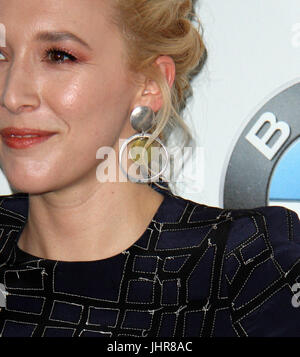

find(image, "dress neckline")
[13,185,174,265]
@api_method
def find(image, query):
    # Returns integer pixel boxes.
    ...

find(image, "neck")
[18,181,164,261]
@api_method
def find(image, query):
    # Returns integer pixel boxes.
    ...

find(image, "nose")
[0,56,41,114]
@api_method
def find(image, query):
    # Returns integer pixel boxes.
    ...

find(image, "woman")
[0,0,299,337]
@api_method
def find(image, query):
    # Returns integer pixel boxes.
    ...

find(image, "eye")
[0,50,7,61]
[44,47,78,64]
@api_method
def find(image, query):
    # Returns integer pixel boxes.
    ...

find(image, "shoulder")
[159,192,299,266]
[224,204,300,292]
[162,191,300,261]
[0,193,28,265]
[225,204,300,263]
[0,192,28,224]
[224,205,300,336]
[157,190,228,225]
[161,193,300,335]
[153,191,230,249]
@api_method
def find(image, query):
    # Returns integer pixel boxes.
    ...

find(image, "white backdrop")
[0,0,299,217]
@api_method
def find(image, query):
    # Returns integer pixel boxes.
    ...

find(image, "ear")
[134,56,176,113]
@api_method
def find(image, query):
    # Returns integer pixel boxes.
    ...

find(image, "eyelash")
[43,47,78,64]
[0,47,79,64]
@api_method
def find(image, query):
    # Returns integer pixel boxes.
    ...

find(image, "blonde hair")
[112,0,207,189]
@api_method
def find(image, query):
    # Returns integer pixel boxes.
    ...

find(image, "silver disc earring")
[119,106,169,183]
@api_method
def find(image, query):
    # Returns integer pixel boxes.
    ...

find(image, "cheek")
[45,71,117,112]
[41,70,134,161]
[44,75,91,113]
[44,69,134,134]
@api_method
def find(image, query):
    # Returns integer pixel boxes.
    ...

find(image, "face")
[0,0,141,194]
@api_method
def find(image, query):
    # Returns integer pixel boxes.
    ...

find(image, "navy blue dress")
[0,187,299,337]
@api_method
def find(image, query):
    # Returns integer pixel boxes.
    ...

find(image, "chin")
[1,161,59,195]
[5,172,54,195]
[9,181,51,195]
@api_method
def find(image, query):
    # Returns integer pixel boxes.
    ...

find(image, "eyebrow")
[34,31,91,50]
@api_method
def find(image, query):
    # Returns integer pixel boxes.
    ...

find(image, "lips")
[0,127,57,149]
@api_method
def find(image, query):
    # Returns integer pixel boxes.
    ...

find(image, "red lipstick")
[0,127,57,149]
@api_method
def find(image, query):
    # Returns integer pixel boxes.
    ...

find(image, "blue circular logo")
[268,137,300,208]
[222,81,300,217]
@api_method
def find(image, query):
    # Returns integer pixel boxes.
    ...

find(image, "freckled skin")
[0,0,139,194]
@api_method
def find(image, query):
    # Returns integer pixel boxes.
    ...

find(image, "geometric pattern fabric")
[0,190,299,337]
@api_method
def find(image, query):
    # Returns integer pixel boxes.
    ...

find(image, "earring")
[119,106,169,183]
